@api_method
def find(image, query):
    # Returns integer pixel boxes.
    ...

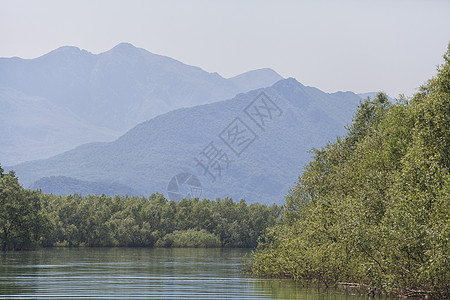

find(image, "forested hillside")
[249,46,450,298]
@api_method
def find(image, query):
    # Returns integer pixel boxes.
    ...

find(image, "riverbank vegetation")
[0,171,281,250]
[248,46,450,298]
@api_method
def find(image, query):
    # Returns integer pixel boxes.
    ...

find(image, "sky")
[1,0,449,98]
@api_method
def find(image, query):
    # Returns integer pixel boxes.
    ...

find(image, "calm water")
[0,248,372,299]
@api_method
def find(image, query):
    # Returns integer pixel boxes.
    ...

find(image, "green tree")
[0,165,50,251]
[250,44,450,297]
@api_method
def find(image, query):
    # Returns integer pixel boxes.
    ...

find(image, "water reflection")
[251,280,377,300]
[0,248,375,299]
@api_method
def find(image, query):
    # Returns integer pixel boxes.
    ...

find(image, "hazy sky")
[1,0,449,97]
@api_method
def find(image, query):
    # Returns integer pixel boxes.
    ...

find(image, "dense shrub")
[155,229,221,248]
[249,45,450,298]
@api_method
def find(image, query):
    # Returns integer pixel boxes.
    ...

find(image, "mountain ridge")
[30,175,140,196]
[10,78,362,204]
[0,43,284,165]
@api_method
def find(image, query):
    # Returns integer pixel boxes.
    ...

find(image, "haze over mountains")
[0,43,283,165]
[1,42,386,204]
[11,78,363,204]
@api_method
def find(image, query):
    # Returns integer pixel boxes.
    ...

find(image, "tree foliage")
[43,195,281,248]
[250,45,450,297]
[155,229,221,248]
[0,175,282,250]
[0,166,51,251]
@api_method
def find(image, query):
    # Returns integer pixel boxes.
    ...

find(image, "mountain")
[30,176,139,196]
[0,43,283,165]
[10,78,362,204]
[229,68,283,92]
[0,87,117,165]
[358,92,395,102]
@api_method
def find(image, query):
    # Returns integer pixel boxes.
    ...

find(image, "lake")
[0,248,373,299]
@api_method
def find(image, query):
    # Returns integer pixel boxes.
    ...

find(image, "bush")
[155,229,221,248]
[250,44,450,298]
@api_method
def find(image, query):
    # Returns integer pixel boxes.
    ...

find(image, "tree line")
[249,45,450,298]
[0,169,282,250]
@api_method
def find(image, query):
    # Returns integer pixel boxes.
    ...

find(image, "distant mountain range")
[30,176,140,196]
[0,43,283,165]
[10,78,364,204]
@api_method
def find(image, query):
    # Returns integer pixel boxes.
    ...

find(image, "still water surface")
[1,248,372,299]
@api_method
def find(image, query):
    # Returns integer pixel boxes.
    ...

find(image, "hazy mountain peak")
[109,42,141,53]
[39,46,87,59]
[114,42,136,48]
[0,44,289,165]
[230,68,284,92]
[282,77,300,84]
[272,77,303,89]
[50,45,81,53]
[230,67,282,79]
